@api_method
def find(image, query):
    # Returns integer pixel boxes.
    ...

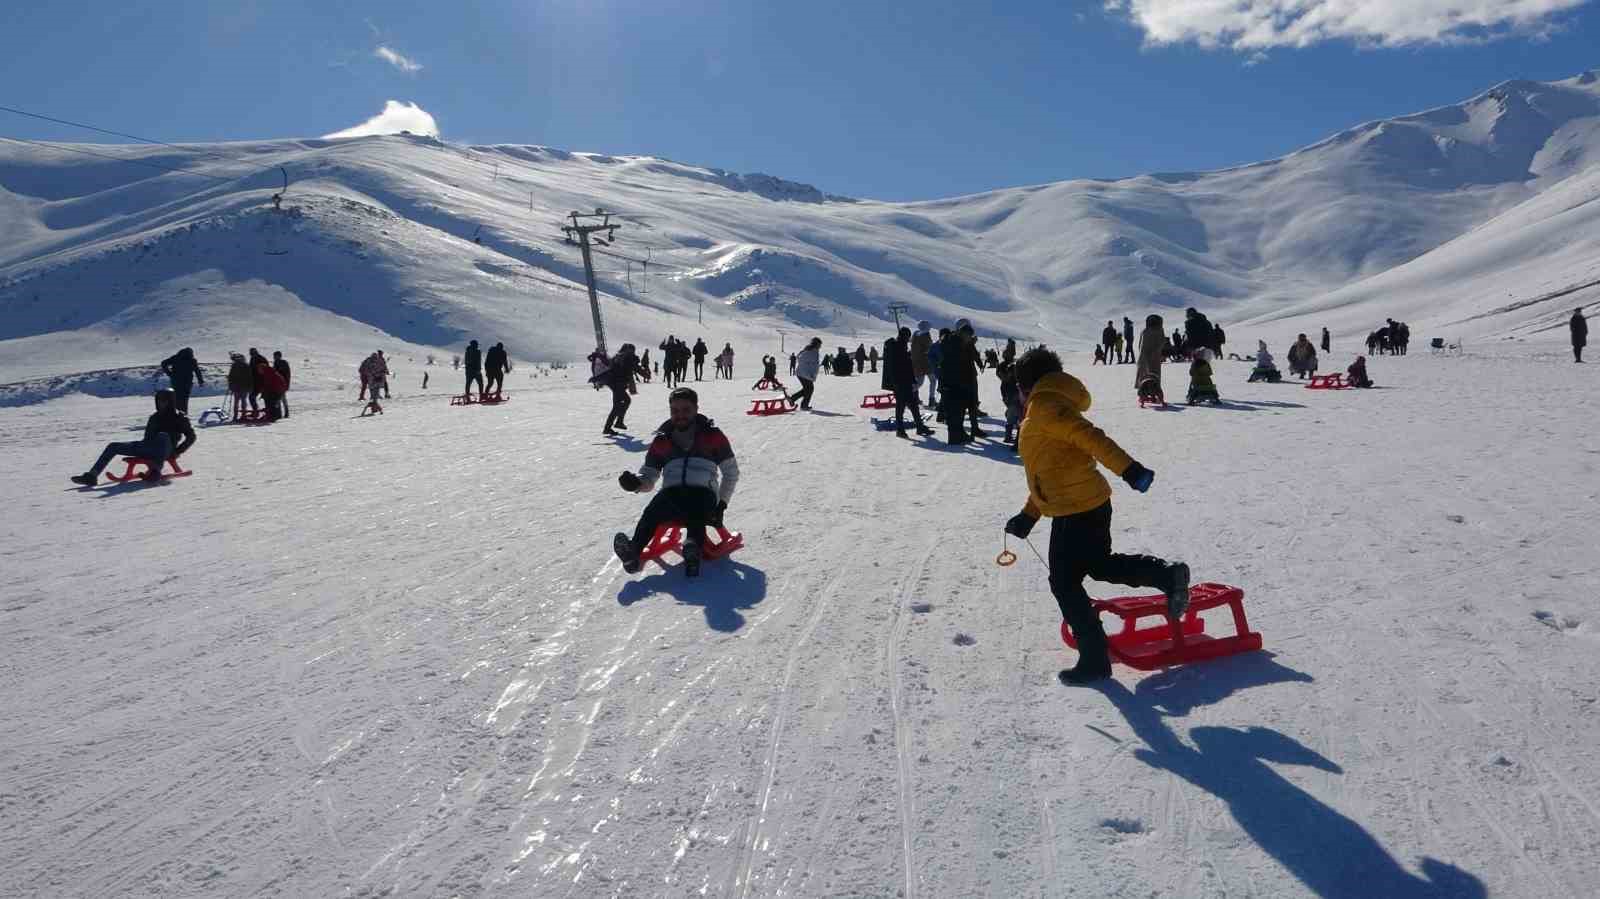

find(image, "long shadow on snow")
[1193,399,1309,411]
[1096,654,1485,899]
[911,437,1021,465]
[617,560,768,632]
[597,433,650,452]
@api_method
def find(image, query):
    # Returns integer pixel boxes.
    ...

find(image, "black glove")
[710,501,727,527]
[1005,512,1037,539]
[619,470,642,492]
[1122,461,1154,493]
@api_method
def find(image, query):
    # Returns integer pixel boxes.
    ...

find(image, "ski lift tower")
[888,302,910,330]
[562,209,618,356]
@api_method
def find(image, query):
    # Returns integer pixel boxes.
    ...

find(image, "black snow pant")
[631,485,718,550]
[789,377,814,410]
[605,386,631,431]
[172,382,193,414]
[1048,502,1169,665]
[1576,343,1585,363]
[694,357,705,380]
[89,433,173,478]
[894,389,926,431]
[943,389,968,442]
[466,369,484,397]
[486,369,504,395]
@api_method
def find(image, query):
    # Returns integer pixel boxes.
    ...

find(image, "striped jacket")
[636,415,740,504]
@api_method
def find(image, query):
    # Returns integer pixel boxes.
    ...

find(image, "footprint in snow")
[952,633,976,646]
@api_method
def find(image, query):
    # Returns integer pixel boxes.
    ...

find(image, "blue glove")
[1122,462,1154,493]
[1005,512,1037,539]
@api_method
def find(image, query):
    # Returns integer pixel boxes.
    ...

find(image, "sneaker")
[613,532,642,573]
[683,540,701,578]
[1058,658,1113,686]
[1165,562,1191,620]
[603,428,619,437]
[70,472,97,487]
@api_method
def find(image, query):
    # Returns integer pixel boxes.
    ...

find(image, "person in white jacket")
[788,338,823,410]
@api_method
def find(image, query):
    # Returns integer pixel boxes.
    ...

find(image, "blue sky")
[2,1,1597,201]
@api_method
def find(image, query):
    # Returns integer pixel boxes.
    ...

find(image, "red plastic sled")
[480,391,510,405]
[1138,395,1165,408]
[860,392,896,409]
[754,379,783,392]
[1307,373,1348,390]
[104,456,192,483]
[1061,582,1262,670]
[450,393,479,406]
[747,398,792,416]
[638,522,745,569]
[233,408,273,425]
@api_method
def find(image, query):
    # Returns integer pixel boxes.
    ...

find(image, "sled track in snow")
[885,533,949,899]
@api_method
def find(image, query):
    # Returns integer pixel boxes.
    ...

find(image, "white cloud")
[324,101,440,139]
[1105,0,1590,49]
[375,45,422,73]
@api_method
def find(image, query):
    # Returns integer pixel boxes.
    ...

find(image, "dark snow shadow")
[617,560,768,632]
[1202,399,1309,411]
[912,437,1021,465]
[597,433,649,452]
[1098,655,1484,899]
[84,478,171,497]
[801,409,852,418]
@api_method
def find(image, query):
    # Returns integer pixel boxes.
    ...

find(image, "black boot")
[71,472,97,487]
[1060,605,1113,685]
[613,532,642,574]
[682,539,701,578]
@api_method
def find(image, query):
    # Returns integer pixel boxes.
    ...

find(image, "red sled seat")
[1306,373,1347,390]
[233,409,273,425]
[1062,582,1261,670]
[480,392,510,404]
[747,398,792,416]
[754,379,783,392]
[105,456,192,483]
[450,393,478,406]
[638,522,745,568]
[860,392,896,409]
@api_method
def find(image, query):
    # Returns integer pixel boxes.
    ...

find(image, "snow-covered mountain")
[4,70,1600,390]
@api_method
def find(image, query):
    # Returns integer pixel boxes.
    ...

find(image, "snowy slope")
[3,352,1598,897]
[5,70,1600,394]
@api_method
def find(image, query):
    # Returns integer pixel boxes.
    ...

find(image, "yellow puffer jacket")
[1018,372,1135,518]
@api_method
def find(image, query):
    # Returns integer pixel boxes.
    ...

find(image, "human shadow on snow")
[1193,399,1309,411]
[1095,654,1485,899]
[911,436,1021,465]
[597,433,650,452]
[616,560,767,632]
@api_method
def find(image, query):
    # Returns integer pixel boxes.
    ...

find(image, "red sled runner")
[1306,373,1348,390]
[747,398,792,416]
[638,522,745,569]
[1061,582,1262,670]
[860,392,896,410]
[754,379,784,392]
[104,456,192,483]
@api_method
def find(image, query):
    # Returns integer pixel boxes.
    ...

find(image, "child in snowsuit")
[1093,344,1107,365]
[1004,348,1190,684]
[1248,340,1282,383]
[1186,348,1220,405]
[998,361,1022,446]
[1347,355,1373,388]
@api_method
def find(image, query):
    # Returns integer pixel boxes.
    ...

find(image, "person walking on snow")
[485,342,510,397]
[692,338,709,380]
[1320,327,1331,354]
[1101,321,1118,363]
[1122,317,1135,364]
[592,343,639,436]
[71,388,196,486]
[1135,314,1167,405]
[885,328,934,438]
[272,351,292,418]
[160,347,204,414]
[1003,347,1190,685]
[788,338,822,410]
[612,387,740,578]
[464,340,484,399]
[1572,308,1588,363]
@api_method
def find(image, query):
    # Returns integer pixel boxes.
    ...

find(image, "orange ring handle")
[996,549,1018,567]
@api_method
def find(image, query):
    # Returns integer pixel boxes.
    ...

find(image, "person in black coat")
[272,351,292,418]
[1573,308,1588,363]
[485,342,510,396]
[939,319,985,444]
[692,338,709,380]
[1121,317,1135,364]
[886,329,933,438]
[71,388,196,486]
[592,344,639,435]
[464,340,484,399]
[160,347,204,413]
[1101,321,1118,361]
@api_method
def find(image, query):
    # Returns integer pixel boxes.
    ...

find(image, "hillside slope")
[4,70,1599,387]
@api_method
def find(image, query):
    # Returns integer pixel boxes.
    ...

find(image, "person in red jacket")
[253,354,288,421]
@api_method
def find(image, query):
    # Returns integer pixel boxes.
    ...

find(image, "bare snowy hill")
[4,70,1600,391]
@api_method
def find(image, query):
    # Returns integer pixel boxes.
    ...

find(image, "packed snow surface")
[3,348,1598,897]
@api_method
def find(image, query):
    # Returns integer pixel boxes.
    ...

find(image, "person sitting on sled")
[71,388,196,486]
[1003,348,1190,684]
[1248,340,1282,383]
[613,387,740,578]
[1186,348,1221,405]
[1347,355,1373,388]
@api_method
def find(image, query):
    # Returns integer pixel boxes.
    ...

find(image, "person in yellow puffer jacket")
[1004,347,1191,685]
